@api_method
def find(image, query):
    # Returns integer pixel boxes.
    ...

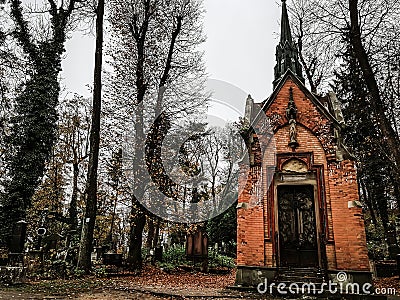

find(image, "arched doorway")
[277,185,318,267]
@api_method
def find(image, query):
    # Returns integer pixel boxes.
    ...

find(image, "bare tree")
[58,96,91,232]
[107,0,207,270]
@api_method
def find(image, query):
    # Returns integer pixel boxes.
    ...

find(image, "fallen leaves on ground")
[109,265,236,289]
[1,265,237,299]
[373,276,400,293]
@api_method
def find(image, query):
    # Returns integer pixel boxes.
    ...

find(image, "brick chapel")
[235,0,371,286]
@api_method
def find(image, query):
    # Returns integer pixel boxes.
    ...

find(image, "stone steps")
[271,267,327,297]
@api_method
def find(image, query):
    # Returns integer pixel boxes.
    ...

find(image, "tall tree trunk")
[360,177,377,226]
[126,3,183,270]
[77,0,104,272]
[297,19,318,93]
[349,2,400,249]
[127,99,146,269]
[349,0,400,177]
[126,0,151,269]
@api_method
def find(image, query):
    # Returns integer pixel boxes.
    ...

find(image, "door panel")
[278,185,318,267]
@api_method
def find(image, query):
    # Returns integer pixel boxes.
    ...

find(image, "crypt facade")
[235,0,370,286]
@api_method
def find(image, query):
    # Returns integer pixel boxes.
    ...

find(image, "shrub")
[208,248,235,269]
[159,244,235,271]
[162,245,188,265]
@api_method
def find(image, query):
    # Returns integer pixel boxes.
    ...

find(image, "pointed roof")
[280,0,293,44]
[266,69,341,128]
[273,0,304,88]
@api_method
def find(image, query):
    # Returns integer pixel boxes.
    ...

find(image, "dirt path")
[0,289,262,300]
[0,290,167,299]
[0,267,265,299]
[3,268,399,300]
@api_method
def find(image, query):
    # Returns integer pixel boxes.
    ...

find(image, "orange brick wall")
[237,77,369,271]
[328,160,370,270]
[237,164,265,266]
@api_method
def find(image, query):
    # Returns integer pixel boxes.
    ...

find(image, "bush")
[158,244,235,271]
[27,259,83,280]
[208,248,235,269]
[161,245,188,265]
[365,222,387,260]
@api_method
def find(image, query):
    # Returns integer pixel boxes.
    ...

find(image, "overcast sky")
[61,0,282,104]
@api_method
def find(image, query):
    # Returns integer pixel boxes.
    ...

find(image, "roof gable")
[262,70,341,128]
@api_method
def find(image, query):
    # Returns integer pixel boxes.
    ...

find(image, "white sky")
[61,0,282,104]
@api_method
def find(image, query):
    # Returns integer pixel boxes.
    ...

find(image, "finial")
[244,94,254,126]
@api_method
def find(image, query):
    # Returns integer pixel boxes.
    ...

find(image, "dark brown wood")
[126,204,146,270]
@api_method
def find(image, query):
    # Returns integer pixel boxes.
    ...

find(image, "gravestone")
[9,220,27,254]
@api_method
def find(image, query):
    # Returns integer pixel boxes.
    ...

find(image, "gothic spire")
[280,0,292,44]
[273,0,305,88]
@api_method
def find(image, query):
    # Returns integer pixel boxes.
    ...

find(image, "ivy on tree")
[0,0,77,246]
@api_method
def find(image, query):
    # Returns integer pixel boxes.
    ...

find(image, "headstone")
[387,225,399,259]
[9,221,27,253]
[186,229,208,259]
[102,253,122,267]
[154,246,162,262]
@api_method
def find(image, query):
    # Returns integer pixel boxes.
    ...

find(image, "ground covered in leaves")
[0,266,262,299]
[373,277,400,294]
[2,266,400,299]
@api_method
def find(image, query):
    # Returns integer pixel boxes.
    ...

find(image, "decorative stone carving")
[286,87,299,149]
[282,158,308,173]
[267,112,283,131]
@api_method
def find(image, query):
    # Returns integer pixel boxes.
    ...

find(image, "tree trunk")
[127,101,146,269]
[153,218,160,247]
[349,0,400,174]
[126,206,146,269]
[297,19,318,93]
[0,0,76,247]
[125,0,150,269]
[146,218,155,249]
[69,161,79,231]
[126,3,183,270]
[77,0,104,273]
[106,188,118,247]
[360,177,377,226]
